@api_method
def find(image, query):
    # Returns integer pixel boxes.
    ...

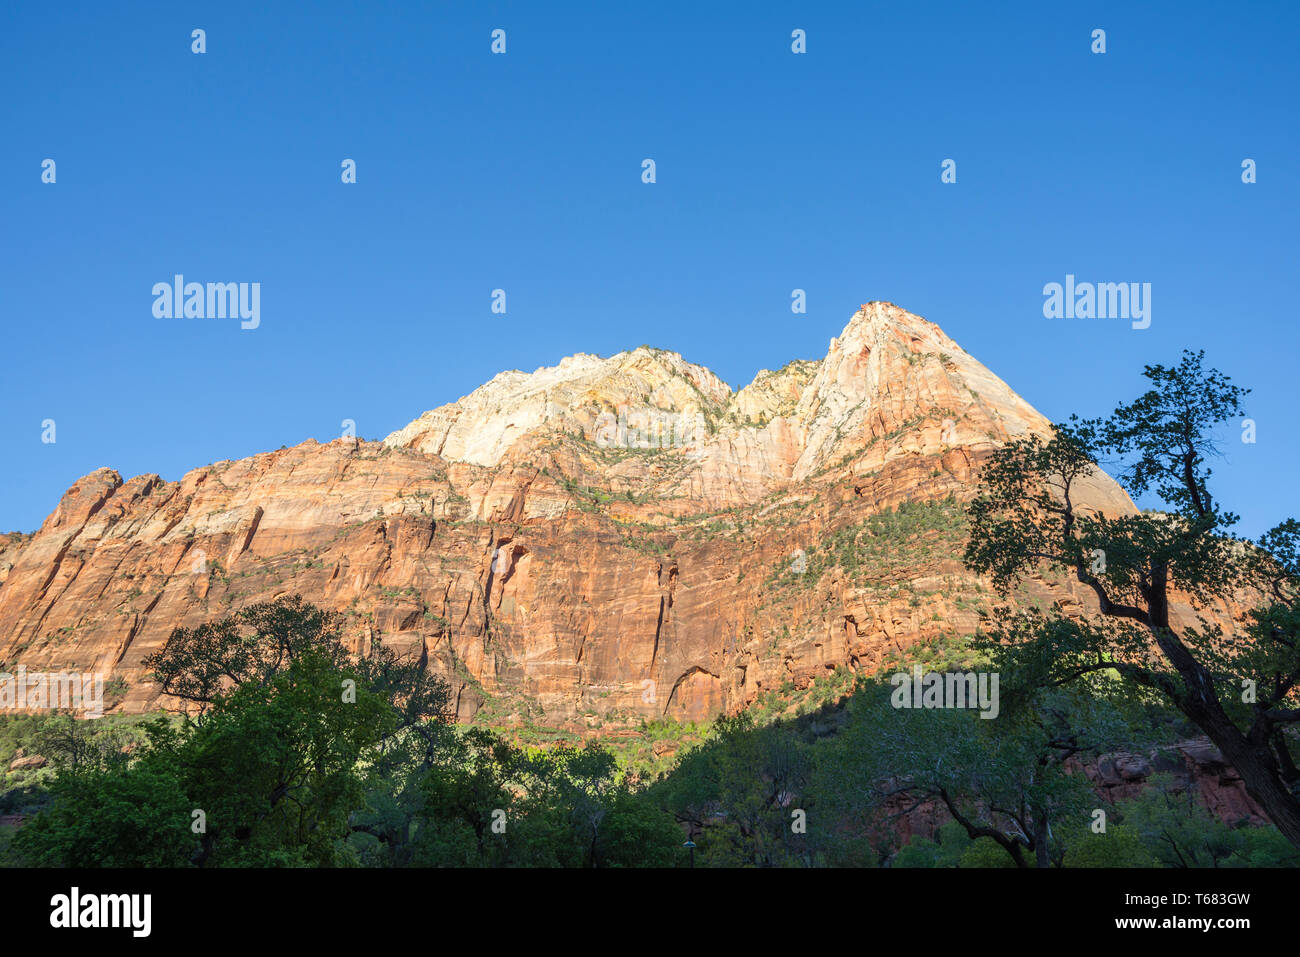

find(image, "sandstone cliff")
[0,302,1137,725]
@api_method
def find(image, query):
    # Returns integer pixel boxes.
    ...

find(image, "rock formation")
[0,302,1138,726]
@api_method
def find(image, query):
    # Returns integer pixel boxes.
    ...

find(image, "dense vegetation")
[1,598,680,868]
[2,656,1295,867]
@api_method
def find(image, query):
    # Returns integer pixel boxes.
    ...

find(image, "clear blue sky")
[2,1,1296,538]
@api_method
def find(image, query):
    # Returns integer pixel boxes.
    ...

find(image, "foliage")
[963,350,1300,848]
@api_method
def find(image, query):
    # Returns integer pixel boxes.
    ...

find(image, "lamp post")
[683,839,696,868]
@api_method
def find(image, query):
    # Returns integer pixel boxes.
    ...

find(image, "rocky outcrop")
[1089,738,1268,825]
[0,535,26,590]
[0,302,1140,725]
[7,752,46,772]
[880,736,1268,849]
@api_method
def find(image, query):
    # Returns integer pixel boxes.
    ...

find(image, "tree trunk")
[1200,712,1300,850]
[1032,814,1051,868]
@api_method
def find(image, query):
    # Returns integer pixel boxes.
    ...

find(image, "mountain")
[0,302,1136,725]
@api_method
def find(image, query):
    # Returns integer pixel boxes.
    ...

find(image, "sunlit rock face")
[0,302,1139,726]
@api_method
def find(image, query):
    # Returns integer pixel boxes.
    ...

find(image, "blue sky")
[2,1,1296,538]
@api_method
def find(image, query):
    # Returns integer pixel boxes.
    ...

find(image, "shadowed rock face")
[0,303,1139,726]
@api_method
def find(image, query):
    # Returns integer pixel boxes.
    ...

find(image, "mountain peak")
[383,344,731,467]
[0,299,1135,724]
[383,301,1053,484]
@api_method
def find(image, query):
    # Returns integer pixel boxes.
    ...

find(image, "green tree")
[155,649,396,866]
[29,713,131,776]
[964,351,1300,848]
[146,595,452,865]
[659,712,814,867]
[892,821,975,868]
[11,728,195,868]
[1061,823,1155,868]
[17,596,451,867]
[1120,773,1243,868]
[818,679,1122,868]
[413,725,522,866]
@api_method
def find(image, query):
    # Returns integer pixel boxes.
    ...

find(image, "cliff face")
[0,302,1138,725]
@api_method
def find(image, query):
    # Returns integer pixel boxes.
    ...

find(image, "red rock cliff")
[0,303,1139,725]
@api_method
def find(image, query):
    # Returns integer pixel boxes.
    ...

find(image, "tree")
[658,712,815,867]
[11,717,195,867]
[144,594,455,863]
[147,596,454,865]
[411,731,680,868]
[30,712,130,776]
[818,678,1121,867]
[965,351,1300,848]
[413,725,522,866]
[1060,823,1155,868]
[15,597,453,867]
[146,595,451,731]
[153,648,397,866]
[1119,773,1242,868]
